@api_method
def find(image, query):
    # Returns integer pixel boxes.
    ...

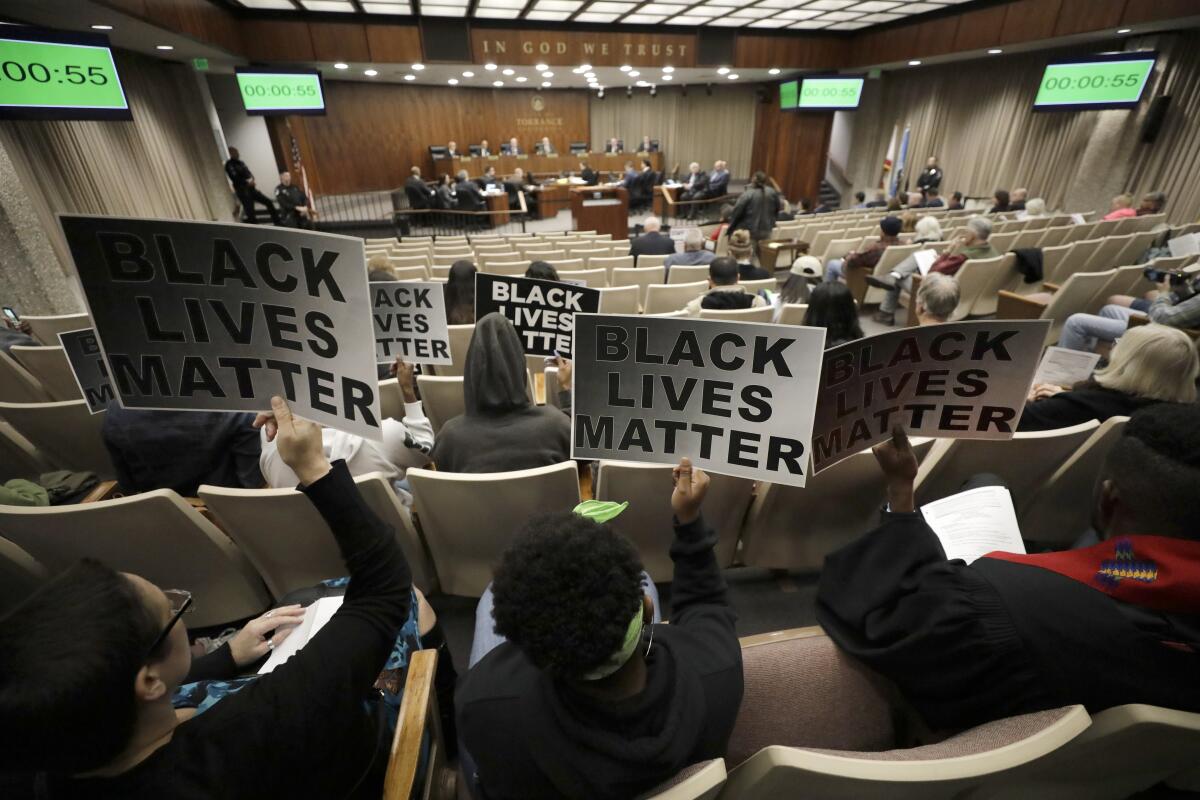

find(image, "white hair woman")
[1020,323,1200,431]
[914,215,943,243]
[1024,198,1047,218]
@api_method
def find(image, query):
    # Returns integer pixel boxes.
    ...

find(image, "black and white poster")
[57,327,112,414]
[810,320,1052,473]
[571,313,827,486]
[370,280,451,366]
[60,215,382,440]
[475,273,600,358]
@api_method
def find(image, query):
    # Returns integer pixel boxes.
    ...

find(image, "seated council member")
[604,137,622,154]
[505,137,522,156]
[638,134,658,153]
[478,139,492,157]
[457,458,743,799]
[537,136,555,155]
[1019,324,1199,432]
[818,410,1200,731]
[446,140,461,158]
[0,397,415,797]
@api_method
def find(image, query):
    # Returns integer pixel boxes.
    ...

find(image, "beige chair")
[592,255,636,280]
[0,420,49,482]
[9,345,80,402]
[594,461,753,581]
[21,313,90,346]
[775,303,809,325]
[414,375,464,434]
[597,285,641,314]
[1110,230,1158,268]
[644,281,708,314]
[698,306,775,322]
[1036,226,1073,249]
[0,491,271,627]
[430,323,475,377]
[558,268,607,288]
[668,264,713,285]
[914,420,1101,511]
[611,267,662,308]
[387,255,431,272]
[863,243,922,305]
[408,461,581,596]
[568,247,612,266]
[0,350,52,403]
[740,439,934,570]
[546,258,585,272]
[722,627,1090,800]
[200,472,436,597]
[636,253,669,270]
[1017,416,1127,546]
[379,378,403,422]
[638,760,727,800]
[1039,244,1075,284]
[1085,265,1146,314]
[741,278,777,293]
[946,255,1010,320]
[391,266,431,281]
[0,400,116,478]
[478,262,529,277]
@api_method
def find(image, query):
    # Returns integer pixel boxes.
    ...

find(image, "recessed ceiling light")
[619,64,632,72]
[717,66,730,75]
[334,62,349,69]
[502,68,515,75]
[579,63,592,71]
[402,73,415,80]
[1118,28,1132,34]
[485,63,497,71]
[662,74,673,80]
[987,48,1002,54]
[768,67,780,75]
[636,80,649,87]
[462,70,474,77]
[493,80,504,86]
[542,81,552,87]
[155,45,174,51]
[366,69,380,76]
[412,63,425,70]
[91,24,113,30]
[908,60,922,66]
[542,71,554,78]
[662,66,674,73]
[535,63,548,71]
[726,73,739,80]
[628,70,640,77]
[516,76,527,82]
[584,72,595,78]
[448,78,459,85]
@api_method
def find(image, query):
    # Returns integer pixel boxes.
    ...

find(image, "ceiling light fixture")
[542,81,552,87]
[768,67,780,75]
[662,66,674,73]
[516,76,527,82]
[155,45,174,51]
[535,62,548,71]
[401,73,414,80]
[628,70,640,77]
[619,64,632,72]
[987,48,1002,54]
[584,72,595,78]
[412,63,425,71]
[579,63,592,71]
[502,68,514,75]
[448,78,459,85]
[542,71,554,77]
[727,73,739,80]
[662,74,673,81]
[334,62,349,69]
[717,66,730,75]
[366,69,380,76]
[908,60,921,66]
[485,62,497,71]
[463,70,474,77]
[1117,28,1132,34]
[494,80,504,86]
[91,24,113,30]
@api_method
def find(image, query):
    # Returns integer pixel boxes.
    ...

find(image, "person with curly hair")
[456,458,743,799]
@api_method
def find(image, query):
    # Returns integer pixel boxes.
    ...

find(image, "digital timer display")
[235,68,326,116]
[797,76,865,109]
[0,27,130,121]
[1033,53,1156,111]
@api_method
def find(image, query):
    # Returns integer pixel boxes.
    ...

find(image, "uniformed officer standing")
[916,156,943,200]
[224,146,279,225]
[274,171,312,229]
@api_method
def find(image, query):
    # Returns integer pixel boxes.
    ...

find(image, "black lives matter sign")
[572,314,826,486]
[475,273,600,358]
[60,216,382,439]
[810,320,1051,473]
[370,280,451,366]
[58,327,113,414]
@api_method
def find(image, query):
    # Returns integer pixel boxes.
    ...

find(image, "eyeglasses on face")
[147,589,193,657]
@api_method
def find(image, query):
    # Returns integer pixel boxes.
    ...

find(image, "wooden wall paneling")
[309,22,371,63]
[914,14,964,58]
[239,20,316,62]
[952,4,1012,52]
[750,102,831,203]
[999,0,1064,44]
[732,34,848,70]
[1053,0,1127,37]
[365,24,423,63]
[1122,0,1200,26]
[470,29,697,67]
[96,0,243,56]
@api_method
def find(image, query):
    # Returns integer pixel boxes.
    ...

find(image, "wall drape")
[588,86,758,180]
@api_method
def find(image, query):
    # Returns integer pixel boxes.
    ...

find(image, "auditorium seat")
[644,281,708,314]
[740,439,934,571]
[0,350,52,403]
[478,262,528,277]
[594,461,753,581]
[597,285,641,314]
[9,345,81,402]
[414,375,464,434]
[667,264,711,284]
[741,278,777,293]
[546,258,584,272]
[611,268,661,308]
[0,419,49,482]
[557,268,606,288]
[591,255,635,280]
[386,255,432,272]
[378,378,403,422]
[863,243,922,304]
[698,306,774,322]
[1112,230,1159,267]
[636,253,669,270]
[430,323,474,377]
[566,247,611,265]
[1036,226,1074,249]
[722,627,1090,800]
[0,490,271,627]
[0,535,45,616]
[384,649,447,800]
[392,266,432,281]
[1013,268,1115,348]
[20,313,89,346]
[637,760,726,800]
[408,461,581,596]
[1087,265,1150,313]
[1018,416,1127,546]
[958,252,1017,317]
[0,400,116,479]
[200,471,435,597]
[775,304,809,325]
[914,420,1100,510]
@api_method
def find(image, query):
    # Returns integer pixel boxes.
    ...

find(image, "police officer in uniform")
[274,171,312,229]
[224,146,279,225]
[916,156,943,200]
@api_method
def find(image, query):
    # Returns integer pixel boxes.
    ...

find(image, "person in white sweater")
[259,358,434,502]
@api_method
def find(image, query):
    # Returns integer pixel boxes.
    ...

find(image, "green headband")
[580,605,645,681]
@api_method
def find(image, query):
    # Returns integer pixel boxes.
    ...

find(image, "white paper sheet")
[1033,346,1102,388]
[914,249,938,276]
[1168,233,1200,258]
[257,596,343,675]
[1070,213,1087,225]
[920,485,1026,564]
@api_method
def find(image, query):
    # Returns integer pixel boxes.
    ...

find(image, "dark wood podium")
[570,186,629,240]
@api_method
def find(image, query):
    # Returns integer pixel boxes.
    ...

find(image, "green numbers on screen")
[0,37,127,110]
[1033,59,1155,108]
[235,72,325,111]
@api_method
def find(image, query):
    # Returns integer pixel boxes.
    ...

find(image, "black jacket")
[223,158,253,190]
[405,175,434,209]
[456,180,486,212]
[274,184,309,224]
[916,167,943,191]
[706,170,730,198]
[1017,383,1161,432]
[681,171,709,195]
[581,167,599,186]
[630,231,676,262]
[727,185,779,240]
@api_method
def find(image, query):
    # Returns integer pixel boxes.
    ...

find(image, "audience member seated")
[914,214,943,244]
[914,272,960,326]
[0,317,35,353]
[803,282,863,348]
[444,260,478,324]
[1103,193,1137,221]
[1138,191,1167,216]
[1009,187,1028,211]
[867,215,948,325]
[900,210,918,234]
[705,160,730,198]
[102,405,262,496]
[0,398,415,797]
[367,255,394,282]
[1020,324,1199,432]
[777,255,820,307]
[989,189,1011,213]
[1059,265,1200,352]
[729,230,770,280]
[679,161,709,201]
[457,459,742,800]
[504,167,539,214]
[525,261,560,282]
[817,409,1200,731]
[405,166,435,210]
[853,190,868,209]
[684,257,768,316]
[865,191,888,208]
[823,215,903,284]
[920,187,945,208]
[886,196,903,212]
[455,170,486,212]
[261,358,433,501]
[630,216,676,262]
[1023,197,1048,218]
[430,313,569,473]
[905,192,923,209]
[663,228,715,280]
[727,171,780,246]
[435,174,456,210]
[797,197,815,215]
[947,191,965,210]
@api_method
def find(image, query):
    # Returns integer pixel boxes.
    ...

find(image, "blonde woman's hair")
[367,253,391,271]
[1095,324,1199,403]
[914,215,942,241]
[900,210,918,233]
[1024,198,1046,217]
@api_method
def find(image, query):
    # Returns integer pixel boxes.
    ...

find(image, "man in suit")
[477,166,499,192]
[479,139,492,157]
[506,137,522,155]
[630,215,676,264]
[705,160,730,198]
[579,161,599,186]
[618,161,638,188]
[447,140,460,158]
[404,166,435,210]
[455,169,485,212]
[639,135,658,153]
[605,137,622,154]
[679,162,709,200]
[537,136,555,155]
[505,167,539,215]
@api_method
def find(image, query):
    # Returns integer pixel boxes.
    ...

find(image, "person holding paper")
[1059,266,1200,352]
[817,408,1200,732]
[457,457,744,799]
[0,397,415,797]
[1019,325,1199,431]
